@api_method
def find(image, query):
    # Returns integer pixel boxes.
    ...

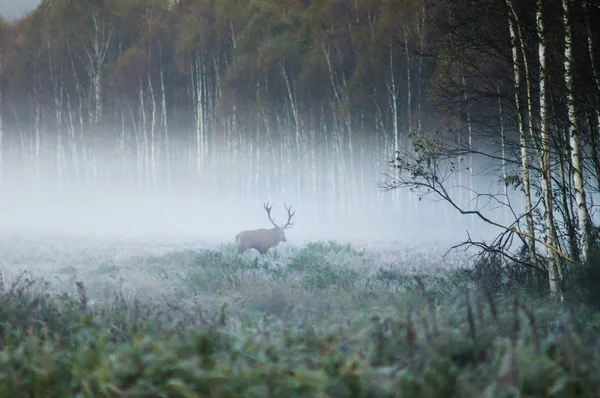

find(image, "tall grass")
[0,241,599,397]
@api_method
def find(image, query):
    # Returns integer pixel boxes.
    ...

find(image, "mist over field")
[0,126,486,329]
[0,121,503,308]
[0,137,504,246]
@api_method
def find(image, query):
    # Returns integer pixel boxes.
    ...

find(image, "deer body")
[235,203,295,255]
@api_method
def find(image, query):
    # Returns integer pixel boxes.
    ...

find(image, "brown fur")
[235,202,295,255]
[235,227,287,255]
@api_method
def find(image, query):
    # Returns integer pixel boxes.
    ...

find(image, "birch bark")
[563,0,593,259]
[507,9,537,269]
[537,0,561,297]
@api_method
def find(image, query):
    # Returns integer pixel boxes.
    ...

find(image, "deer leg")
[256,245,269,255]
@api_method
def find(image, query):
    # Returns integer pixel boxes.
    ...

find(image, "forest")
[1,0,599,296]
[1,0,600,395]
[0,0,439,229]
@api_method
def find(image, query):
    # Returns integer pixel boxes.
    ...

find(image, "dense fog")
[0,130,509,247]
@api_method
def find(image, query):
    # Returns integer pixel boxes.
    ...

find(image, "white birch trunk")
[258,87,271,199]
[402,22,412,137]
[68,43,87,184]
[118,97,125,152]
[33,86,42,183]
[191,54,206,180]
[335,44,358,215]
[281,62,301,204]
[417,0,426,135]
[461,73,474,228]
[48,42,68,189]
[80,11,112,126]
[118,98,128,189]
[201,57,210,167]
[10,105,25,154]
[130,106,143,191]
[509,0,556,293]
[537,0,561,298]
[402,22,417,218]
[158,49,170,192]
[138,83,149,190]
[148,74,157,194]
[0,53,3,186]
[563,0,592,259]
[387,40,400,208]
[66,94,81,184]
[497,86,509,225]
[507,9,537,269]
[323,45,349,217]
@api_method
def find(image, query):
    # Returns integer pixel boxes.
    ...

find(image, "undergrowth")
[0,240,599,397]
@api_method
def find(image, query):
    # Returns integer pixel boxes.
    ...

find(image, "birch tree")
[0,17,7,186]
[0,50,3,186]
[506,0,563,295]
[536,0,561,297]
[0,16,12,187]
[159,46,170,190]
[506,2,537,271]
[563,0,593,259]
[77,9,113,126]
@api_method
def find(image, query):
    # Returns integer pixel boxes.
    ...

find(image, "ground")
[0,232,467,317]
[1,232,598,396]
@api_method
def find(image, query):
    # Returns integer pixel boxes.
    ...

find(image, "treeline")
[1,0,600,282]
[0,0,441,228]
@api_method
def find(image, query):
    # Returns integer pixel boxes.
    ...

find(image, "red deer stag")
[235,202,295,254]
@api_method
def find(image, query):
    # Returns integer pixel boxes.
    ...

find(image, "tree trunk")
[507,6,537,270]
[461,72,474,228]
[148,74,157,194]
[563,0,593,259]
[160,49,170,192]
[537,0,561,298]
[0,53,3,187]
[387,39,401,209]
[497,86,509,225]
[81,11,112,126]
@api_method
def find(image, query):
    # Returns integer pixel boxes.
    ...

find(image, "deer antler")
[282,203,295,229]
[263,202,279,228]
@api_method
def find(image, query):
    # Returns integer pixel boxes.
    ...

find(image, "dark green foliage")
[298,241,364,257]
[564,244,600,311]
[1,242,600,396]
[454,245,548,297]
[144,248,226,269]
[290,241,361,290]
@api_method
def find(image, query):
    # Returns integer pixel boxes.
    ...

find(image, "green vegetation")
[1,241,599,397]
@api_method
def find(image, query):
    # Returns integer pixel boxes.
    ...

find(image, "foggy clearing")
[0,149,506,242]
[1,0,600,395]
[0,138,507,302]
[0,153,485,308]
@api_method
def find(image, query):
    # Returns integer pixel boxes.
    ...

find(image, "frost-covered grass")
[0,234,599,397]
[0,234,466,318]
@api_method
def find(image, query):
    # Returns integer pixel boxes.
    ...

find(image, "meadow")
[0,233,599,397]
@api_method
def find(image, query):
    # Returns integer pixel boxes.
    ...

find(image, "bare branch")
[380,132,574,265]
